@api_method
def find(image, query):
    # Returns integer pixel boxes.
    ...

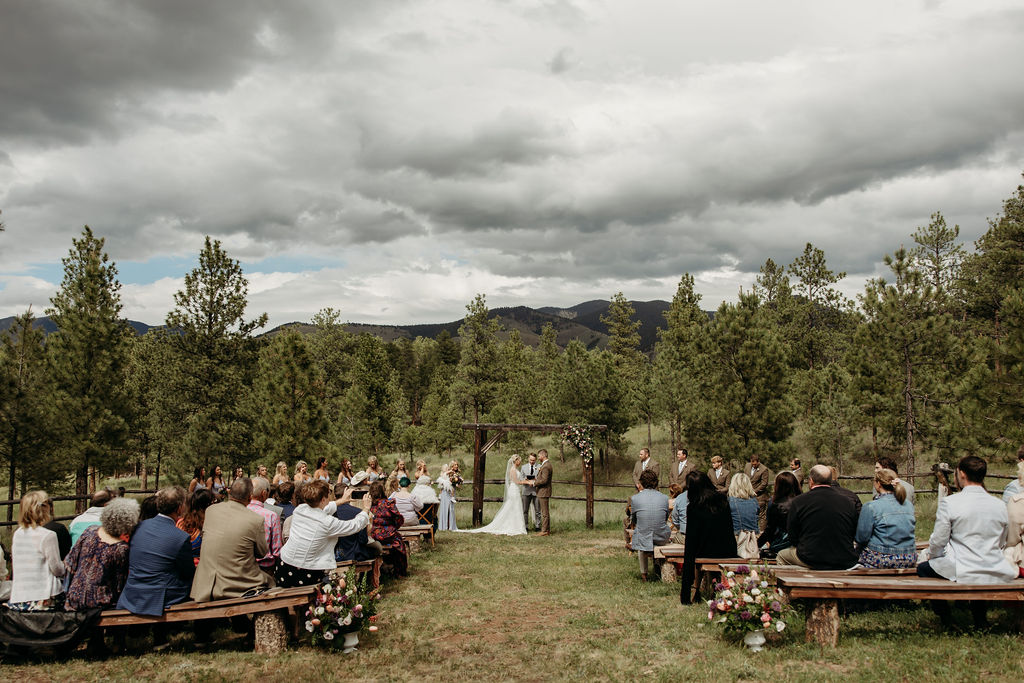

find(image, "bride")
[460,454,527,536]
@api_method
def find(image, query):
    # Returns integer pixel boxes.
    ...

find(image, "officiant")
[520,453,541,532]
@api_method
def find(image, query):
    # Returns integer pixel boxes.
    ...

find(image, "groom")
[534,449,553,536]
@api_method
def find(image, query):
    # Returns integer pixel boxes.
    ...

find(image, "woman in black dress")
[680,471,737,605]
[758,471,800,559]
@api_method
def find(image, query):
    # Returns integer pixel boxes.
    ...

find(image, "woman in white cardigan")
[9,490,66,610]
[276,480,370,587]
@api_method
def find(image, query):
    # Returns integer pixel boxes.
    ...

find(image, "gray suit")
[630,489,671,552]
[521,463,541,530]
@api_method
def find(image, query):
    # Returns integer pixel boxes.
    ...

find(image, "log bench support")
[804,599,839,648]
[254,609,289,654]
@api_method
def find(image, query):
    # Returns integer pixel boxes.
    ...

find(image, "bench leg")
[805,599,840,648]
[660,561,677,583]
[254,610,289,655]
[407,538,420,553]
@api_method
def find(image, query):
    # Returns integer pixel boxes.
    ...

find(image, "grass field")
[2,523,1022,682]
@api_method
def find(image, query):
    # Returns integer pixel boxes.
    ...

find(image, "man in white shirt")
[521,453,541,532]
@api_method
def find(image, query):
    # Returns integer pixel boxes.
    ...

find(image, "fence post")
[472,428,486,527]
[584,461,594,529]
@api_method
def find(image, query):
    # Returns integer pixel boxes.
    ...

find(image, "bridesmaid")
[313,457,331,482]
[437,463,458,531]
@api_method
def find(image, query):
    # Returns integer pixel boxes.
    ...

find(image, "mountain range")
[0,299,680,352]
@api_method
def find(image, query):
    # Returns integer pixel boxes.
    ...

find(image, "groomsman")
[520,453,541,531]
[632,448,661,491]
[708,456,731,493]
[668,448,696,490]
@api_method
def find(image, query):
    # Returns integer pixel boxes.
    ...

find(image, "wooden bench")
[653,544,685,582]
[334,558,379,588]
[97,585,317,654]
[776,574,1024,646]
[399,523,434,551]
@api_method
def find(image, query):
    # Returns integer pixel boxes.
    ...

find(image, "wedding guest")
[64,497,139,611]
[668,449,696,490]
[139,494,158,522]
[933,462,955,502]
[667,484,683,512]
[1003,460,1024,574]
[632,448,660,491]
[336,458,356,485]
[669,485,688,545]
[630,470,671,581]
[230,466,245,486]
[708,455,731,493]
[777,465,858,570]
[176,487,214,565]
[188,467,207,493]
[256,464,268,480]
[44,498,72,560]
[368,481,409,576]
[272,461,290,485]
[918,455,1019,628]
[8,491,66,610]
[389,476,423,526]
[1002,445,1024,503]
[830,466,863,516]
[855,468,916,568]
[293,460,312,484]
[411,473,441,529]
[277,481,297,521]
[332,483,382,564]
[313,457,331,482]
[191,478,269,601]
[277,480,370,587]
[206,465,227,497]
[680,472,737,604]
[117,486,194,615]
[727,473,760,559]
[437,463,459,531]
[247,477,282,579]
[69,489,113,546]
[758,471,799,559]
[365,455,386,483]
[748,454,770,531]
[789,458,804,488]
[875,456,915,506]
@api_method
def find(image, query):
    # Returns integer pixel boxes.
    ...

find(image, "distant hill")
[3,299,699,352]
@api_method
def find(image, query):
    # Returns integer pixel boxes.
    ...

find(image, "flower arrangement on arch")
[707,564,791,638]
[305,570,381,647]
[561,425,595,465]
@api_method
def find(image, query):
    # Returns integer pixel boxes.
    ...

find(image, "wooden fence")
[0,490,157,528]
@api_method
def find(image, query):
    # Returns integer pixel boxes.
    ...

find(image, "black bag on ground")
[0,606,102,653]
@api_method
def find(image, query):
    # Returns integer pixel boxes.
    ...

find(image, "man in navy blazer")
[116,486,195,616]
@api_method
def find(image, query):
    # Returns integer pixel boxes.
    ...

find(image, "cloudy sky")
[2,1,1023,328]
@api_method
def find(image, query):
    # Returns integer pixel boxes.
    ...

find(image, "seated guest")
[855,468,916,568]
[411,474,440,528]
[758,471,799,559]
[44,498,72,560]
[9,491,66,610]
[69,489,113,546]
[138,494,158,522]
[875,456,915,506]
[277,481,296,521]
[176,488,214,566]
[918,455,1019,628]
[64,497,139,611]
[1003,460,1024,574]
[247,476,282,579]
[667,484,683,512]
[708,456,730,494]
[332,483,383,563]
[669,486,688,545]
[727,473,760,559]
[116,486,194,615]
[191,478,269,602]
[777,465,858,570]
[1003,445,1024,503]
[680,472,737,604]
[368,482,410,577]
[829,466,862,516]
[630,470,671,581]
[390,477,424,526]
[277,480,370,587]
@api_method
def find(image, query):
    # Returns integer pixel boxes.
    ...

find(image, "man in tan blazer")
[708,455,731,493]
[191,477,270,602]
[748,454,771,532]
[535,449,553,535]
[667,448,697,490]
[632,448,661,491]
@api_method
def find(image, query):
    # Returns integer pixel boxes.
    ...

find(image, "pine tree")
[336,334,405,456]
[450,294,502,422]
[46,227,133,502]
[0,310,57,513]
[166,236,267,469]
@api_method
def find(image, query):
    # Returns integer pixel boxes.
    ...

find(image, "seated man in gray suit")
[630,469,671,581]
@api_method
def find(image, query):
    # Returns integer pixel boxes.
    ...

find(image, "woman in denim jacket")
[855,468,916,568]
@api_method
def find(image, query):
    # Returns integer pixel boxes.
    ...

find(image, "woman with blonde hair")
[855,468,916,568]
[272,461,290,485]
[293,460,312,483]
[9,490,66,610]
[727,473,760,559]
[365,455,386,483]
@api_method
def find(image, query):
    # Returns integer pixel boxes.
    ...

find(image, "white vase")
[342,630,359,653]
[743,629,766,652]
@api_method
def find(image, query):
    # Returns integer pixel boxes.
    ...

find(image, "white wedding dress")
[460,457,527,536]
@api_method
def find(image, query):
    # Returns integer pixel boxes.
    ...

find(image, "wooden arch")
[460,423,608,528]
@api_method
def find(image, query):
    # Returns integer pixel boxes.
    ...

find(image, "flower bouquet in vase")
[305,569,382,652]
[706,564,791,651]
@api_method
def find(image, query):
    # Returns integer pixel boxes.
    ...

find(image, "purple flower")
[740,611,752,621]
[770,601,781,612]
[736,565,750,574]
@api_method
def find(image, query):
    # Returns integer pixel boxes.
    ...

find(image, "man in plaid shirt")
[247,477,282,579]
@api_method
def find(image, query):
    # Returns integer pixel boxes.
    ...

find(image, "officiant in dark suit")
[520,452,541,532]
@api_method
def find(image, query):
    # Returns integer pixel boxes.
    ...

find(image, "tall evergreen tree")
[46,227,133,502]
[337,334,404,456]
[450,294,502,423]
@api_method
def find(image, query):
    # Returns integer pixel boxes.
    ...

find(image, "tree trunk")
[155,445,162,490]
[584,461,594,529]
[141,461,148,490]
[903,347,916,479]
[472,428,486,527]
[646,415,652,452]
[7,454,15,522]
[76,460,89,514]
[805,599,840,647]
